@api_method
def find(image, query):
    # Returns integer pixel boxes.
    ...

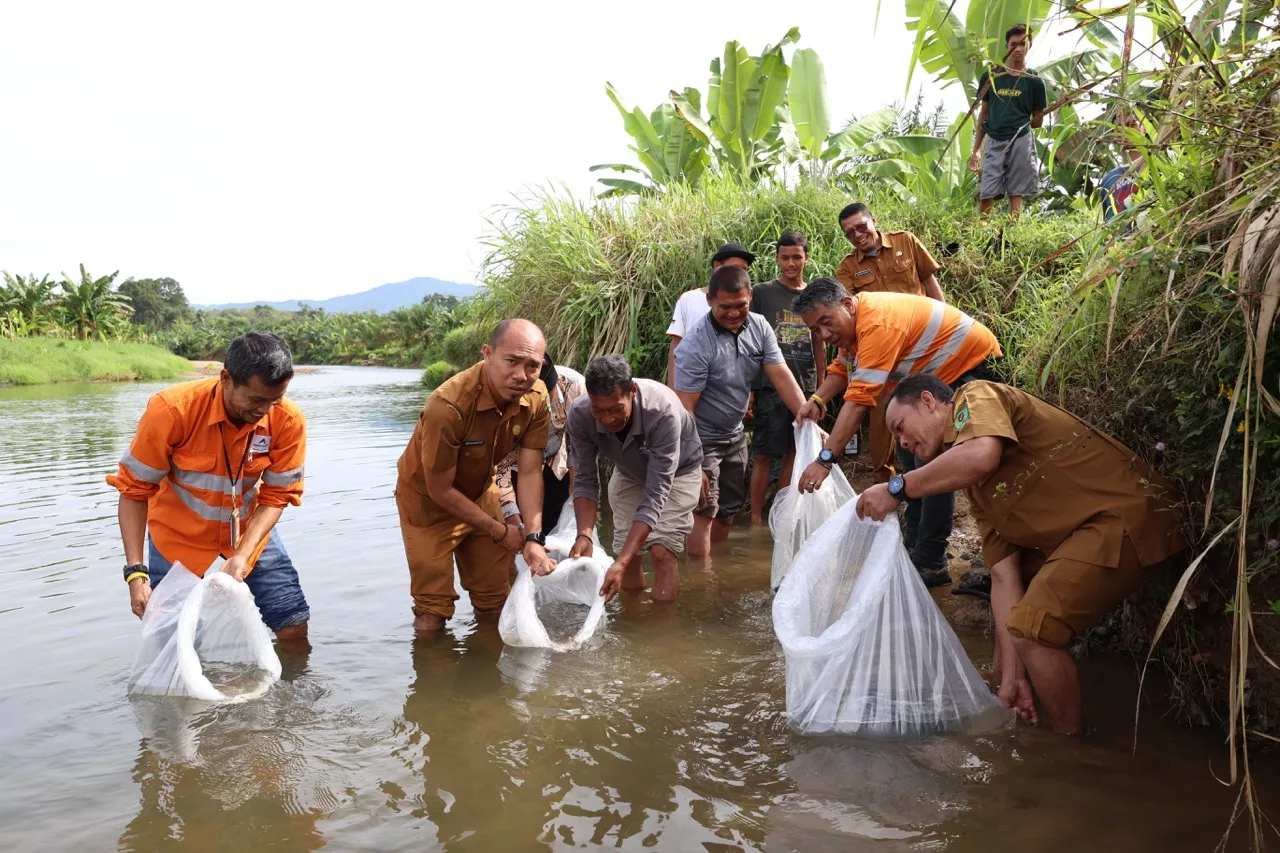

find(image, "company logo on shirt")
[251,435,271,455]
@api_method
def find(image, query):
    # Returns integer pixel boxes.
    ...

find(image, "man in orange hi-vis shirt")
[107,332,310,642]
[792,278,1003,588]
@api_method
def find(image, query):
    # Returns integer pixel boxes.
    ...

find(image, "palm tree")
[58,264,131,340]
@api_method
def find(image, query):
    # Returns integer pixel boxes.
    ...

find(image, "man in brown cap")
[856,375,1185,735]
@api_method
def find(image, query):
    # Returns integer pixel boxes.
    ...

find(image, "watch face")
[889,475,905,496]
[819,449,834,463]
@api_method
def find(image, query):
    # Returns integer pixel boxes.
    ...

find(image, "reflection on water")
[0,366,1274,852]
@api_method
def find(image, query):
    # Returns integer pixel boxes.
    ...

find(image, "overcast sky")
[2,2,1085,304]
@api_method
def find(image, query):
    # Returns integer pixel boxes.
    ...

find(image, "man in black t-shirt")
[969,23,1048,217]
[747,230,826,524]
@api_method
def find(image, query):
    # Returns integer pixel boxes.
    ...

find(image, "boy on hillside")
[969,23,1048,217]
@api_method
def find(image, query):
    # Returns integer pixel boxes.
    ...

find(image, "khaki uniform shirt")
[835,230,940,296]
[945,381,1185,569]
[396,361,551,509]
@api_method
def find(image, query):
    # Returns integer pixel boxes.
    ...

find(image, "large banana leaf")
[862,134,949,157]
[966,0,1052,61]
[904,0,977,100]
[790,48,830,158]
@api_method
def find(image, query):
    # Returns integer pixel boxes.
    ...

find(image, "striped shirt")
[826,292,1002,407]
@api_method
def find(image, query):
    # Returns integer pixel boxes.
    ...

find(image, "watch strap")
[123,563,149,584]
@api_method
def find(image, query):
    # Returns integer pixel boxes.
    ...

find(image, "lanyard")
[220,425,254,549]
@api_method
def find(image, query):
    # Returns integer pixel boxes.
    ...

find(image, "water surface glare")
[0,366,1273,851]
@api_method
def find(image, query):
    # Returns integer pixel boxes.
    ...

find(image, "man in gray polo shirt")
[567,355,703,602]
[674,264,807,556]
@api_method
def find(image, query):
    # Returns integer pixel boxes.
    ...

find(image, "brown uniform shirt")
[945,381,1185,570]
[396,361,551,507]
[835,230,941,296]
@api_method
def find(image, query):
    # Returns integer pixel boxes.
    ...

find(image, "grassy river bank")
[0,338,193,386]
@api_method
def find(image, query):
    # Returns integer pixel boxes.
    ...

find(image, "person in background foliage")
[747,230,826,524]
[568,355,703,601]
[394,319,555,633]
[793,279,1003,588]
[665,242,756,388]
[834,202,945,485]
[108,332,311,644]
[495,355,585,532]
[857,375,1185,735]
[970,23,1048,217]
[674,265,806,556]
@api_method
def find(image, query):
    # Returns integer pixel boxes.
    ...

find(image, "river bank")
[0,338,192,386]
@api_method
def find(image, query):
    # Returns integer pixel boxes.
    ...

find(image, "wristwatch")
[887,475,909,502]
[817,448,837,470]
[123,563,149,584]
[524,531,546,547]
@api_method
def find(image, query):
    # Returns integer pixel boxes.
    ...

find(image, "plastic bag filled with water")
[128,560,281,702]
[769,421,855,590]
[499,502,610,651]
[772,501,1005,738]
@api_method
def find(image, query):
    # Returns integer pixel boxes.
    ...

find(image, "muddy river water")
[1,366,1274,852]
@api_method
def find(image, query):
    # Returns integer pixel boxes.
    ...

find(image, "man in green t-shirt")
[969,23,1048,217]
[747,230,826,524]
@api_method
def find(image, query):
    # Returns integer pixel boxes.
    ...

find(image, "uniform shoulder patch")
[953,404,971,431]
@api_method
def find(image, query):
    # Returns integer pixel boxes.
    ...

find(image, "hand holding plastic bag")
[128,560,281,702]
[770,421,856,590]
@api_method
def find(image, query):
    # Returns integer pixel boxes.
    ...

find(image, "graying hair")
[225,332,293,386]
[792,277,850,316]
[584,354,634,397]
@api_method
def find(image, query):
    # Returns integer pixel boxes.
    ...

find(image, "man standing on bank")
[109,332,310,643]
[747,230,827,524]
[675,265,807,556]
[793,279,1003,587]
[833,202,945,485]
[665,242,756,389]
[856,376,1185,734]
[969,23,1048,217]
[395,319,556,633]
[567,355,703,601]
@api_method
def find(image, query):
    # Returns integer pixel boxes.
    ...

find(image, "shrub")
[421,360,457,389]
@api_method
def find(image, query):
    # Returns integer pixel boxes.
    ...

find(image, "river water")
[0,366,1274,852]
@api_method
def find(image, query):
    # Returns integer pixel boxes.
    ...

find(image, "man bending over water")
[856,375,1185,734]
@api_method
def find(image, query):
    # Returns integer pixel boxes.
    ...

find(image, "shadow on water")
[0,367,1276,852]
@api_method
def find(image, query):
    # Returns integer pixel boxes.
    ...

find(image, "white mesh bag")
[773,501,1005,738]
[499,503,610,651]
[128,560,282,702]
[769,421,856,590]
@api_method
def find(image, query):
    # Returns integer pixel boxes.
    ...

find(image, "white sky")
[2,1,1087,304]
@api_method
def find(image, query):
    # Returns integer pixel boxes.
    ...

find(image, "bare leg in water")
[650,544,680,602]
[1015,637,1083,735]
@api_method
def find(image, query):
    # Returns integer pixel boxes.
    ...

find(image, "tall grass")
[0,338,191,385]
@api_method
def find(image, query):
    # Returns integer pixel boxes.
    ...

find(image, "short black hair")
[889,374,955,407]
[777,230,808,253]
[709,265,751,298]
[838,202,871,223]
[792,277,850,315]
[225,332,293,386]
[1005,23,1029,43]
[584,354,634,397]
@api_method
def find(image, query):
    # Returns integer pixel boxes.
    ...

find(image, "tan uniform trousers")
[867,388,897,484]
[395,482,513,619]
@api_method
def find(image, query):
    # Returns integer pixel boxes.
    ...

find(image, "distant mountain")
[194,277,479,313]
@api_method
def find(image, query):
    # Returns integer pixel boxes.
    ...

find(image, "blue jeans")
[148,529,310,632]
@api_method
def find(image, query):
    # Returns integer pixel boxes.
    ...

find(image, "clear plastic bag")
[128,560,282,702]
[498,503,610,651]
[772,501,1006,738]
[769,421,855,590]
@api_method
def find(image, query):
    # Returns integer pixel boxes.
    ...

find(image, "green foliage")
[117,277,191,330]
[439,323,488,369]
[0,338,189,385]
[58,264,132,341]
[421,360,457,389]
[592,84,710,197]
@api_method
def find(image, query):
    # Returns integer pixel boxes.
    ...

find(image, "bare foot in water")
[413,612,446,632]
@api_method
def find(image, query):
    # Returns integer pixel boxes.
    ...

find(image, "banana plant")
[58,264,130,340]
[844,116,977,205]
[590,82,711,198]
[670,28,800,183]
[904,0,1053,101]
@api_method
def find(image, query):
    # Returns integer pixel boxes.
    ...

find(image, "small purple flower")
[1177,416,1188,427]
[1155,441,1166,453]
[1267,538,1280,551]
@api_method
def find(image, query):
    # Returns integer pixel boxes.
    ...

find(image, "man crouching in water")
[856,375,1185,734]
[395,319,556,633]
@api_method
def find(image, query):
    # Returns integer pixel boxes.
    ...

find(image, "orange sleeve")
[106,393,181,500]
[841,327,908,407]
[825,349,851,381]
[257,410,306,508]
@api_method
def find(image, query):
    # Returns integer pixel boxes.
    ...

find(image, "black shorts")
[751,387,795,457]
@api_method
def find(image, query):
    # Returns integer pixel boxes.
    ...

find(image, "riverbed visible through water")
[1,366,1274,852]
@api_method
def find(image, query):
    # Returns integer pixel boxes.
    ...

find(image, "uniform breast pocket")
[170,451,220,493]
[892,253,915,276]
[462,439,488,460]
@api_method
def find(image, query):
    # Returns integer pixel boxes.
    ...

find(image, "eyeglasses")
[844,222,874,236]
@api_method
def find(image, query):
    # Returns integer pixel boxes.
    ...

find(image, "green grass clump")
[0,338,191,385]
[421,360,457,389]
